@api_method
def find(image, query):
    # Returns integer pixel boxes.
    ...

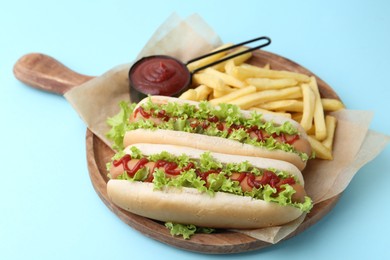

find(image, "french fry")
[246,78,298,90]
[224,60,236,75]
[322,115,337,150]
[249,107,292,118]
[187,43,234,72]
[230,66,255,81]
[228,86,302,110]
[233,63,311,82]
[192,73,228,92]
[309,76,327,141]
[263,63,271,70]
[307,135,333,160]
[204,68,246,88]
[209,85,257,105]
[194,85,212,100]
[291,112,303,122]
[306,123,316,135]
[300,84,315,131]
[212,86,236,98]
[321,98,345,111]
[179,89,197,101]
[258,100,303,112]
[212,47,252,71]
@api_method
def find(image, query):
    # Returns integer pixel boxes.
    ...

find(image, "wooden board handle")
[13,53,94,95]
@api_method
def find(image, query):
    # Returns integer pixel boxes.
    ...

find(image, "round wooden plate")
[14,50,341,254]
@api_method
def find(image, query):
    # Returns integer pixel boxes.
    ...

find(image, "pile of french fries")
[179,44,345,160]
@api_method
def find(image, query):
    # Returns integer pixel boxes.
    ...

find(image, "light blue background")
[1,1,389,259]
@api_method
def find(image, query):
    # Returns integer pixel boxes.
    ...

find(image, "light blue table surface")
[1,1,389,259]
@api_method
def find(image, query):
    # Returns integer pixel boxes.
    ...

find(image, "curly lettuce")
[106,101,137,150]
[164,222,215,240]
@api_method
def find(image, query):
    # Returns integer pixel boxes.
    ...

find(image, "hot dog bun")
[108,181,303,229]
[124,129,307,171]
[107,143,308,229]
[124,96,311,170]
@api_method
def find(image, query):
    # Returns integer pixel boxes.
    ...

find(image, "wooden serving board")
[13,50,341,254]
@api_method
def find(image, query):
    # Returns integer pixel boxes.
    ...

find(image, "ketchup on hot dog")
[133,106,301,146]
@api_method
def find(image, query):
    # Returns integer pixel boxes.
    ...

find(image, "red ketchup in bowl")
[129,55,191,102]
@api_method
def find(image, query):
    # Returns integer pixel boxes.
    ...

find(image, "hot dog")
[107,96,312,170]
[107,143,313,229]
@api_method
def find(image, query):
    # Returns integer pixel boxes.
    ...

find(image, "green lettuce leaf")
[228,128,250,142]
[129,146,143,159]
[132,167,149,181]
[224,160,251,174]
[295,196,313,212]
[264,184,295,205]
[207,173,242,195]
[165,222,215,240]
[198,152,222,172]
[152,169,170,190]
[167,170,207,193]
[244,111,264,128]
[115,167,149,182]
[106,101,136,151]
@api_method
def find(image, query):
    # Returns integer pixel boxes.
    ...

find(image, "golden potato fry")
[204,67,246,88]
[228,86,302,110]
[309,76,327,141]
[249,107,292,118]
[187,43,234,72]
[179,89,197,101]
[233,63,311,82]
[212,47,252,71]
[246,78,298,90]
[192,72,228,92]
[258,99,303,112]
[291,112,303,122]
[306,123,316,135]
[300,84,316,131]
[224,60,236,75]
[308,135,333,160]
[322,115,337,150]
[209,85,257,105]
[321,98,345,111]
[263,63,271,70]
[194,85,212,100]
[212,86,236,98]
